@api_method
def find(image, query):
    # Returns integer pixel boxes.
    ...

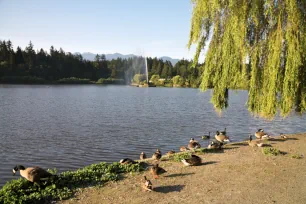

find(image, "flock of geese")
[11,128,288,192]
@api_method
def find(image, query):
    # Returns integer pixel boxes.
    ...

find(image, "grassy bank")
[0,162,145,204]
[61,133,306,204]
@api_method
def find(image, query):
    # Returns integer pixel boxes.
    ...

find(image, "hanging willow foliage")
[189,0,306,118]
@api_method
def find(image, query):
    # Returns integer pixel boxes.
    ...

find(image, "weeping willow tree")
[188,0,306,118]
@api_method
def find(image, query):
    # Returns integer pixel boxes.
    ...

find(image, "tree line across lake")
[0,40,206,87]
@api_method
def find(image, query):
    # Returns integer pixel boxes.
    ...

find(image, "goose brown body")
[150,164,167,179]
[248,135,264,147]
[255,129,269,139]
[120,158,137,164]
[140,152,146,160]
[181,155,202,166]
[188,138,201,149]
[215,131,230,143]
[208,141,223,149]
[180,146,188,152]
[152,149,162,160]
[143,176,153,191]
[167,150,175,155]
[13,165,53,184]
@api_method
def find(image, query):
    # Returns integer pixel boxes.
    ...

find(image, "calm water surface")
[0,85,305,187]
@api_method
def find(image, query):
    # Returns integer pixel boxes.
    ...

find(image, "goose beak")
[12,169,16,176]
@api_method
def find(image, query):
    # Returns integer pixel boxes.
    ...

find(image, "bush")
[172,75,185,87]
[132,74,146,84]
[171,152,192,162]
[96,78,125,84]
[0,162,145,203]
[57,77,90,84]
[262,147,282,156]
[150,75,160,85]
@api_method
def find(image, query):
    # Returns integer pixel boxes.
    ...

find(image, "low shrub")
[171,152,192,162]
[96,78,125,84]
[0,162,145,204]
[57,77,90,84]
[262,147,282,156]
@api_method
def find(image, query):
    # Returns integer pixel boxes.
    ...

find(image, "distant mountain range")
[77,52,180,66]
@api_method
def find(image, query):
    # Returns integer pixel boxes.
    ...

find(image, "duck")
[188,138,201,149]
[167,150,175,156]
[142,176,153,192]
[215,131,230,143]
[140,152,146,160]
[181,154,202,166]
[248,135,264,147]
[12,165,54,185]
[119,158,137,164]
[150,163,167,179]
[208,141,223,149]
[255,129,270,139]
[180,146,188,152]
[202,132,211,140]
[152,149,162,160]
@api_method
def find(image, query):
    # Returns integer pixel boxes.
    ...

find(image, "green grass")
[291,154,304,159]
[262,147,282,156]
[0,162,145,204]
[170,152,192,162]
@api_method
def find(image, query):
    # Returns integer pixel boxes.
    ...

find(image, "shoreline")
[1,133,305,204]
[60,132,306,204]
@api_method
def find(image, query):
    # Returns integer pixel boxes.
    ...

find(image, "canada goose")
[180,146,188,152]
[140,152,146,160]
[181,154,202,166]
[248,135,264,147]
[188,138,201,149]
[255,129,270,139]
[215,131,230,143]
[167,150,175,156]
[280,133,288,140]
[208,141,223,149]
[221,127,227,135]
[142,176,153,192]
[150,164,167,179]
[202,132,210,140]
[12,165,53,185]
[152,149,162,160]
[119,158,137,164]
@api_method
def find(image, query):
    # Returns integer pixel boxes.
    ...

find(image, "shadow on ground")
[165,173,195,178]
[224,147,240,150]
[230,143,248,146]
[154,185,185,193]
[198,161,218,166]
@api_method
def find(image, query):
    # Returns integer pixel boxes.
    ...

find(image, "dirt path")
[60,133,306,204]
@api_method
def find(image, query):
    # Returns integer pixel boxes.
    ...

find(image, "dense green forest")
[0,40,203,87]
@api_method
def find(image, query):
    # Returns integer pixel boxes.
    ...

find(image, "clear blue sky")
[0,0,199,59]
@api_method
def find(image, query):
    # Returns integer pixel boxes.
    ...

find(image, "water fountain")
[145,57,149,83]
[137,56,155,87]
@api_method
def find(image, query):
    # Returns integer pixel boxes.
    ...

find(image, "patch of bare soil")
[60,133,306,204]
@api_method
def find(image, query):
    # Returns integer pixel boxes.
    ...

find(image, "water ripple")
[0,85,305,187]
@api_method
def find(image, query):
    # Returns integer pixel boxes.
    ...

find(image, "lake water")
[0,85,305,187]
